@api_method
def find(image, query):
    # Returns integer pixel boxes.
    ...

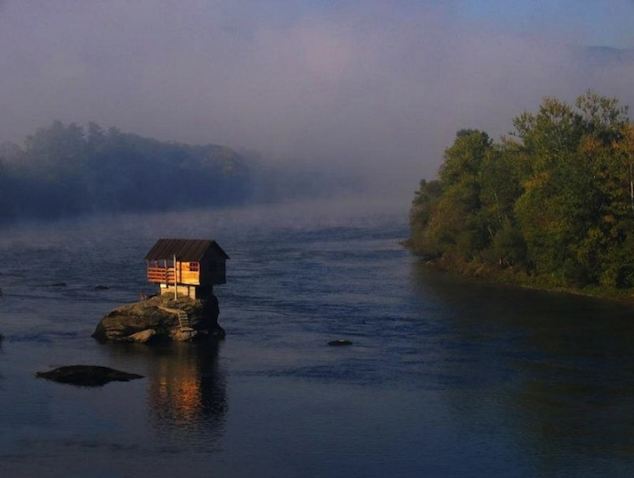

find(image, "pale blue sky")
[299,0,634,48]
[457,0,634,47]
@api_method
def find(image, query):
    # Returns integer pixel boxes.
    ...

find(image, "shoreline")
[407,246,634,306]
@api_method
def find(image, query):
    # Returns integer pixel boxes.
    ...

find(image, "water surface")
[1,200,634,477]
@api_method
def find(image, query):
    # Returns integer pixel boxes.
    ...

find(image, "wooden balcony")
[147,265,200,285]
[147,266,175,284]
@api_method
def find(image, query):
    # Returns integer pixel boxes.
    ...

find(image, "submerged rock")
[171,327,198,342]
[126,328,157,343]
[36,365,143,386]
[94,285,110,290]
[328,339,353,346]
[92,294,225,344]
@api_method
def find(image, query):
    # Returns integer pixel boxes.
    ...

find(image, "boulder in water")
[171,328,198,342]
[328,339,353,346]
[92,294,225,343]
[126,328,157,343]
[36,365,143,386]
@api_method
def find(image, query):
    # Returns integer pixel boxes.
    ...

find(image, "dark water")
[2,199,634,477]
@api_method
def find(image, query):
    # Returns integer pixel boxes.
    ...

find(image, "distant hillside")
[0,121,361,223]
[0,121,254,222]
[575,45,634,66]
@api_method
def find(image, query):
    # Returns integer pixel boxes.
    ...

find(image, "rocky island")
[92,294,225,343]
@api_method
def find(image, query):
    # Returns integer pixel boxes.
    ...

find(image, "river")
[1,199,634,477]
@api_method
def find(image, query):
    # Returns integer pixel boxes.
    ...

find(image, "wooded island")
[408,92,634,298]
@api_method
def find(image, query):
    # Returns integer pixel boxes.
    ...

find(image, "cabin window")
[189,262,199,271]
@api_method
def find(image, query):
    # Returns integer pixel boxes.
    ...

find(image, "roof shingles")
[145,239,229,261]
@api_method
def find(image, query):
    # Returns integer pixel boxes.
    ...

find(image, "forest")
[0,122,255,222]
[408,92,634,294]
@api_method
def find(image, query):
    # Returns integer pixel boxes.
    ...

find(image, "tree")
[408,92,634,293]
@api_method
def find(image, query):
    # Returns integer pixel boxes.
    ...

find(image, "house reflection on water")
[106,341,227,448]
[148,342,227,435]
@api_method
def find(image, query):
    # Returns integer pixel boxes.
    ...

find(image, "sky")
[1,0,634,197]
[459,0,634,47]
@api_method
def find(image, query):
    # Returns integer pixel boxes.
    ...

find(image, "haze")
[2,0,634,198]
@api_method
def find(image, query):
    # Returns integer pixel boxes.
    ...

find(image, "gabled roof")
[145,239,229,261]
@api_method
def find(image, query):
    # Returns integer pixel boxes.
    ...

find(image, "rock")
[171,328,198,342]
[50,282,67,287]
[36,365,143,386]
[126,329,157,343]
[94,285,110,290]
[328,339,353,346]
[92,294,225,344]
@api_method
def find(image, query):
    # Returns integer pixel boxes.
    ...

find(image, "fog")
[1,0,634,200]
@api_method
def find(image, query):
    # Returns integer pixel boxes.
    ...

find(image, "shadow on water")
[103,341,227,450]
[411,262,634,471]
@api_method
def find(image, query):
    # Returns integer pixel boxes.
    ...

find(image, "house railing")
[147,266,177,283]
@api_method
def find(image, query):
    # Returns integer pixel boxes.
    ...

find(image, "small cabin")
[145,238,229,300]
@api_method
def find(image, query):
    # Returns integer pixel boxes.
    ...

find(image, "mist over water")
[1,1,633,196]
[0,195,408,249]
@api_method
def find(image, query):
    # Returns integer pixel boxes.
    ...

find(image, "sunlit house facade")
[145,239,229,299]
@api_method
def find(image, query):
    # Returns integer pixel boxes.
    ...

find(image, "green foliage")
[490,220,526,266]
[409,92,634,294]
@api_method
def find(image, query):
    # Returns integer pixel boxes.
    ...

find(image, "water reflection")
[106,341,227,449]
[411,262,634,468]
[149,342,226,433]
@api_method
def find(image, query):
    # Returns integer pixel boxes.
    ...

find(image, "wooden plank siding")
[179,261,200,285]
[147,262,201,286]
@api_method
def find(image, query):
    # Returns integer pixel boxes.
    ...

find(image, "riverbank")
[412,249,634,305]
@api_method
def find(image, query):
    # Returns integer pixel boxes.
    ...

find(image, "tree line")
[408,92,634,292]
[0,121,253,222]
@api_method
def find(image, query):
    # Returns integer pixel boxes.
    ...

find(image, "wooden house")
[145,239,229,299]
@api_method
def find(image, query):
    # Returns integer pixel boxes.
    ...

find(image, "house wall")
[148,261,201,286]
[148,257,226,287]
[176,261,200,286]
[160,284,197,299]
[200,259,226,285]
